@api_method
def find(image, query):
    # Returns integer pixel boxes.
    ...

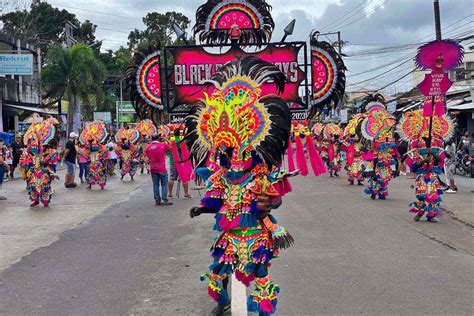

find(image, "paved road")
[0,173,472,315]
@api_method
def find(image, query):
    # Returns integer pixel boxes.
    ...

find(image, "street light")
[172,23,189,45]
[281,19,296,42]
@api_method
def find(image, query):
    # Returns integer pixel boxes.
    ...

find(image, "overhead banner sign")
[166,43,307,111]
[0,54,33,75]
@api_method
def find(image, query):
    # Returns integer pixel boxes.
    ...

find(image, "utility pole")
[434,0,442,40]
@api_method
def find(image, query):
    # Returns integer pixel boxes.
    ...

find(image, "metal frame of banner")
[163,41,309,114]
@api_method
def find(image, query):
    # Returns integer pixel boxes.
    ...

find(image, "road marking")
[231,273,248,315]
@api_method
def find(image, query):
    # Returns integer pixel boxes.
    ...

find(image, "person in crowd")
[63,132,78,188]
[167,145,192,199]
[4,145,13,179]
[77,142,90,184]
[146,134,172,206]
[444,140,457,194]
[106,137,118,176]
[10,135,23,178]
[0,141,8,200]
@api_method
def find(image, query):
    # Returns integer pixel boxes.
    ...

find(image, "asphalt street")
[0,173,472,315]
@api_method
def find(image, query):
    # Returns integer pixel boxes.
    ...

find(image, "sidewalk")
[442,176,474,226]
[0,168,151,271]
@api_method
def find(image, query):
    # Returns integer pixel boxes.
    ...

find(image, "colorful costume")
[79,121,109,189]
[397,110,454,221]
[136,120,157,174]
[22,117,59,207]
[343,114,366,185]
[115,128,140,181]
[322,123,343,177]
[185,57,294,315]
[360,98,399,199]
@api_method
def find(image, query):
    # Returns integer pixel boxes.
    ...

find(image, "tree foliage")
[1,2,101,56]
[127,11,192,50]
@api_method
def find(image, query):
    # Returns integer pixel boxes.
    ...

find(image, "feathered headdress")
[136,119,158,137]
[193,0,275,45]
[360,97,396,143]
[115,128,140,144]
[309,31,346,119]
[185,56,290,169]
[397,110,454,143]
[79,121,108,145]
[125,44,164,126]
[344,113,365,138]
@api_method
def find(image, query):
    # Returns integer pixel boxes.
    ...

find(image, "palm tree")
[40,43,106,132]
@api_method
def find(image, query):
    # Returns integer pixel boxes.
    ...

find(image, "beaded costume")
[79,121,109,189]
[360,98,399,200]
[21,117,59,207]
[322,123,343,177]
[343,114,366,185]
[115,128,140,181]
[397,110,454,221]
[185,57,293,315]
[136,120,157,174]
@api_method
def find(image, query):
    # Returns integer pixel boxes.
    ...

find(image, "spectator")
[63,132,78,188]
[4,145,13,179]
[77,143,90,184]
[0,141,7,200]
[146,134,172,206]
[106,138,118,175]
[444,140,457,193]
[10,136,23,178]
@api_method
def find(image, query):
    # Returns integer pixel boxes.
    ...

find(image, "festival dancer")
[185,57,294,316]
[136,119,157,174]
[22,118,59,207]
[397,110,454,222]
[322,123,343,177]
[115,128,140,181]
[343,114,366,185]
[360,97,399,200]
[79,121,109,189]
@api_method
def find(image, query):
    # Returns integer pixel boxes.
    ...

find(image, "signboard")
[340,109,348,123]
[290,110,309,121]
[119,102,135,113]
[119,114,133,123]
[165,42,308,112]
[0,54,33,75]
[169,113,187,124]
[93,112,112,124]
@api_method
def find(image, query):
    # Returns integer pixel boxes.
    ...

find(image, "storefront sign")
[0,54,33,75]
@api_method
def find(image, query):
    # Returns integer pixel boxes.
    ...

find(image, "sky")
[11,0,474,94]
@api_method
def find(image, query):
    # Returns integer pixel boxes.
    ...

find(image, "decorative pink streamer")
[294,136,308,176]
[179,141,193,182]
[306,135,326,176]
[346,143,355,166]
[171,142,186,182]
[287,137,296,172]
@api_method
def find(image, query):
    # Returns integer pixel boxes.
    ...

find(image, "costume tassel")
[434,98,445,116]
[306,135,326,176]
[287,137,296,172]
[294,136,308,176]
[422,99,433,117]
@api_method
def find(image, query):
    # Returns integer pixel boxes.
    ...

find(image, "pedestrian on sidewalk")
[4,145,13,179]
[10,135,22,178]
[63,132,78,188]
[444,140,457,193]
[0,141,8,200]
[145,134,172,206]
[106,138,118,176]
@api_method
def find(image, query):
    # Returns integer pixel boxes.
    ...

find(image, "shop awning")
[4,103,59,115]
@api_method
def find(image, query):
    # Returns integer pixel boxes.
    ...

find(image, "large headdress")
[23,117,59,154]
[185,56,290,169]
[193,0,275,45]
[397,110,454,144]
[360,97,396,144]
[308,31,346,119]
[115,128,140,144]
[344,113,366,138]
[125,44,164,126]
[323,123,343,140]
[136,119,158,137]
[79,121,108,145]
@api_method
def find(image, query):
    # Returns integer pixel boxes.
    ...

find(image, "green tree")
[1,2,101,57]
[40,43,106,132]
[127,11,192,50]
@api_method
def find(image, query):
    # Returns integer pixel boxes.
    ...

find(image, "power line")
[319,0,369,31]
[336,1,387,31]
[47,2,138,21]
